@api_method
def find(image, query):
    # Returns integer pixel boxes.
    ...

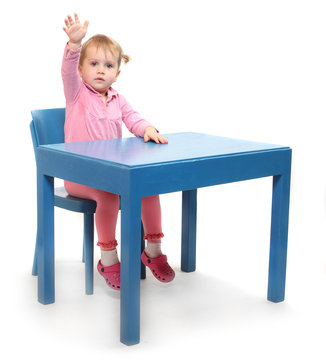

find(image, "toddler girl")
[62,13,175,290]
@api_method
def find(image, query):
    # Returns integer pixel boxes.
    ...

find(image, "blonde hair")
[79,34,130,68]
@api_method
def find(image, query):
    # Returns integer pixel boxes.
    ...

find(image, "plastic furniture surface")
[30,108,96,294]
[36,132,291,345]
[53,186,97,213]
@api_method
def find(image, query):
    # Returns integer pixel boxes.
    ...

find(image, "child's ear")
[114,70,121,82]
[78,64,82,77]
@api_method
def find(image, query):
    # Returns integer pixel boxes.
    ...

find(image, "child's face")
[78,45,120,95]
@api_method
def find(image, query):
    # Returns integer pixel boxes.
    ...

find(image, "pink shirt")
[61,44,154,143]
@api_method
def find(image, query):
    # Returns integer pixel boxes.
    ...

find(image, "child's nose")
[97,65,105,73]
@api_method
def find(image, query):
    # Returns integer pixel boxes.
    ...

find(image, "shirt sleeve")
[119,94,157,137]
[61,44,82,104]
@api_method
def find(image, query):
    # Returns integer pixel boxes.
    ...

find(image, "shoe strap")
[99,261,120,273]
[144,253,167,265]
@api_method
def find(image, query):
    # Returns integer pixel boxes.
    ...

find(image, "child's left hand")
[144,127,168,144]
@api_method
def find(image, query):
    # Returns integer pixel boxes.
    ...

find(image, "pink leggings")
[64,181,163,249]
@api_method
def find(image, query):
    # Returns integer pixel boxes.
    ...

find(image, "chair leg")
[37,173,55,304]
[84,213,94,295]
[32,234,38,276]
[141,223,146,279]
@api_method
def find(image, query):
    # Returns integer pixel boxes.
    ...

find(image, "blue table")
[36,132,291,345]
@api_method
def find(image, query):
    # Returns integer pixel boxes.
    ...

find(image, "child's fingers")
[159,135,168,144]
[144,128,168,144]
[148,132,159,143]
[67,15,73,24]
[83,20,89,31]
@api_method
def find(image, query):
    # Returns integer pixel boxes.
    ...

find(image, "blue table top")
[42,132,289,167]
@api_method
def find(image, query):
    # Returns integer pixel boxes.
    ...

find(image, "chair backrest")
[30,108,66,159]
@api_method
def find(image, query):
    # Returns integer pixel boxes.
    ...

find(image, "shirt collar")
[83,81,118,101]
[106,87,118,101]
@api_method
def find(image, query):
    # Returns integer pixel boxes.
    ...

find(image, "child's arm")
[61,13,89,103]
[120,95,168,144]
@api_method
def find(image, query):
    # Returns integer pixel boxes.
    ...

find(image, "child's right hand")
[63,13,89,49]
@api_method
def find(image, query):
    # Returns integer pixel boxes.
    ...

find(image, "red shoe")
[141,251,175,283]
[97,260,120,291]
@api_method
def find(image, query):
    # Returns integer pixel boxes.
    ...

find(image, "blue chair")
[30,108,146,296]
[30,108,97,295]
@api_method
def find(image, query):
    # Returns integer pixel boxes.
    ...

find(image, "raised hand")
[63,13,89,48]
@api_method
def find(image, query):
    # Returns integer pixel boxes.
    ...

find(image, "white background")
[1,0,326,358]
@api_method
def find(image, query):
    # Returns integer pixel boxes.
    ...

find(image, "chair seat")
[54,186,97,214]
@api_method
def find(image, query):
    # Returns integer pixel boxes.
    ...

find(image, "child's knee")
[96,191,119,209]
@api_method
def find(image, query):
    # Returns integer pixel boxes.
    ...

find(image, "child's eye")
[106,64,113,68]
[91,62,97,66]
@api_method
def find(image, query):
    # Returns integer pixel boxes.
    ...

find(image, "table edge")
[38,145,291,170]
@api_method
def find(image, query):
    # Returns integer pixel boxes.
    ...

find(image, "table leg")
[120,194,142,345]
[268,172,291,302]
[181,189,197,272]
[37,172,55,305]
